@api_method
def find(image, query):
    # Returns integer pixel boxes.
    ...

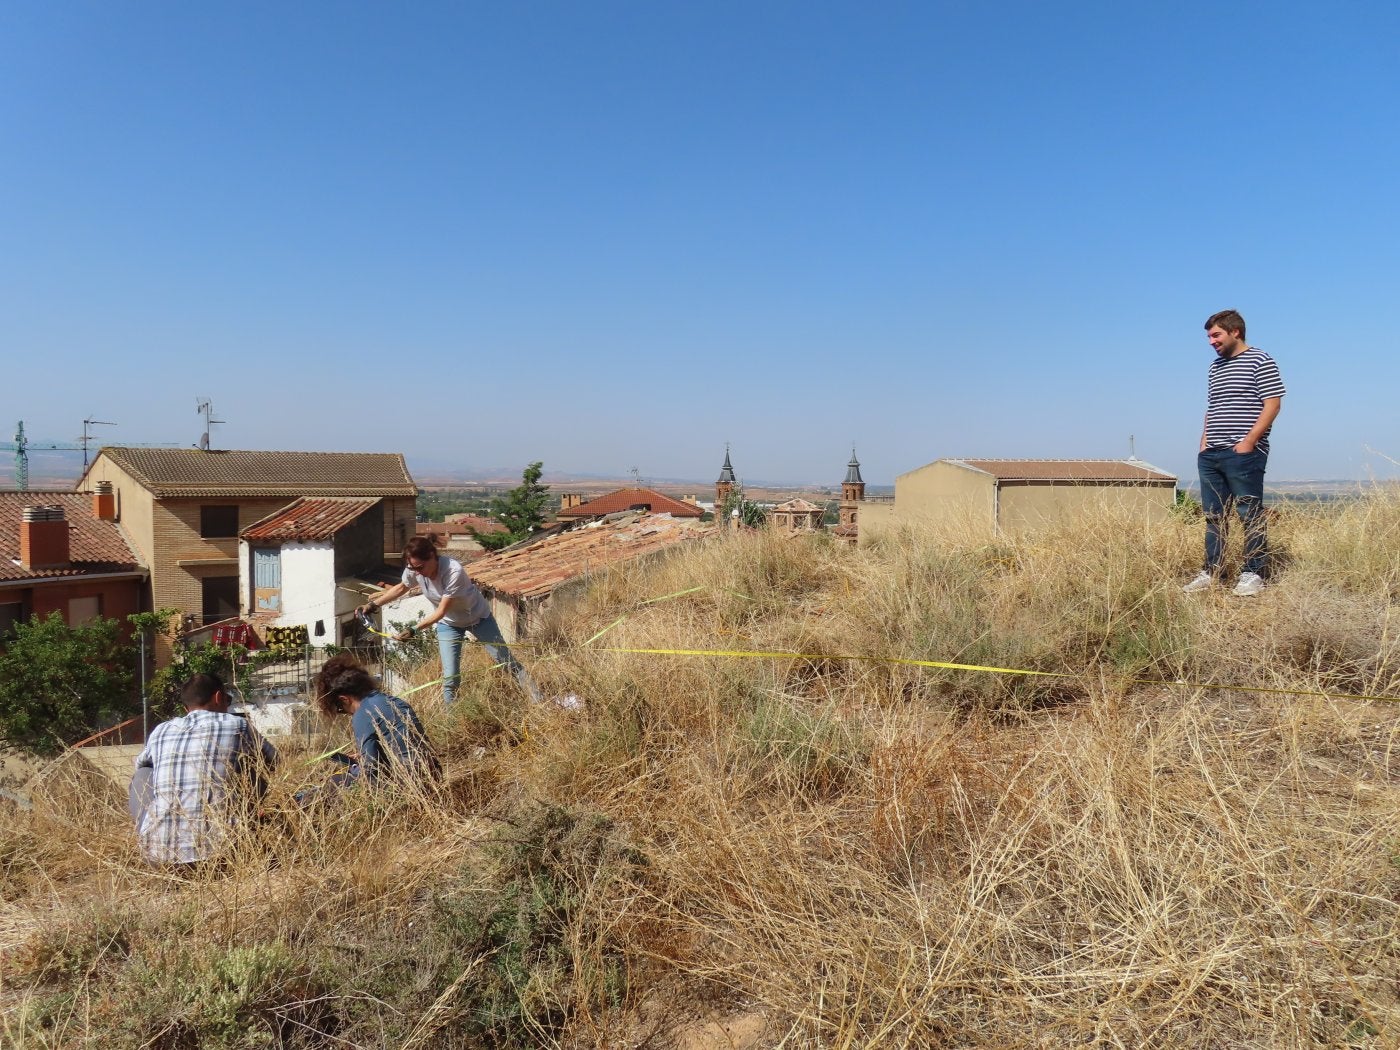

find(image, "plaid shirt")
[135,709,276,864]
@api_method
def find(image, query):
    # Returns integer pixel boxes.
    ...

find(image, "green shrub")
[433,803,643,1047]
[0,612,135,755]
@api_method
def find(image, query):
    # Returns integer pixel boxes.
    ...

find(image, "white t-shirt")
[402,554,491,627]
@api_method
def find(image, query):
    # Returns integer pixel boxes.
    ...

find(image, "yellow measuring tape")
[580,645,1399,704]
[359,587,1398,706]
[387,641,1397,706]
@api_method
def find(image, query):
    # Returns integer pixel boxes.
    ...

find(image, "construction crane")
[2,420,177,490]
[2,422,80,490]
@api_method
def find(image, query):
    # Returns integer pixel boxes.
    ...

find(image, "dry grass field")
[3,489,1400,1048]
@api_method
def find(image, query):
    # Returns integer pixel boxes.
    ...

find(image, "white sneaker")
[1182,571,1215,593]
[1232,572,1265,597]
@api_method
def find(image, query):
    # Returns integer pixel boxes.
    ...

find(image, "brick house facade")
[79,449,418,653]
[0,491,146,638]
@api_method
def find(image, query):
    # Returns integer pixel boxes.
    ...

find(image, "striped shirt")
[135,709,276,864]
[1204,346,1285,454]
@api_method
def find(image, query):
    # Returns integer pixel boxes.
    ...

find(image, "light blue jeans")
[436,615,541,703]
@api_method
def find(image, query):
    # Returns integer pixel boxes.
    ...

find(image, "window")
[0,601,23,639]
[68,595,102,624]
[200,505,240,538]
[201,576,239,624]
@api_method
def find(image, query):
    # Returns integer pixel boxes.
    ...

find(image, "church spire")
[716,445,737,527]
[717,445,736,484]
[843,447,864,486]
[838,447,865,541]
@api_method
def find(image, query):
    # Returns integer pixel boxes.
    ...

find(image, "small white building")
[238,496,394,645]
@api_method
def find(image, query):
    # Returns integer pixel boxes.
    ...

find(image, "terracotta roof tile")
[468,513,715,601]
[241,497,381,542]
[88,448,417,497]
[556,487,703,519]
[948,459,1177,483]
[443,514,507,533]
[0,491,144,581]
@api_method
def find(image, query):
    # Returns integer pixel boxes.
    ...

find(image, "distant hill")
[6,446,1388,499]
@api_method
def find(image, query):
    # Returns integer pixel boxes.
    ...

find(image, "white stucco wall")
[276,542,338,636]
[238,542,251,616]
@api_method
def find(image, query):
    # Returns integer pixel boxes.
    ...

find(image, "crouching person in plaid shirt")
[130,673,277,868]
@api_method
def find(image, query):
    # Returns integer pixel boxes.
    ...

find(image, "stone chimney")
[93,480,116,521]
[561,493,584,511]
[681,493,697,505]
[20,505,70,569]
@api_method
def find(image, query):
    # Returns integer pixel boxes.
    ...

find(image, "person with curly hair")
[312,655,440,788]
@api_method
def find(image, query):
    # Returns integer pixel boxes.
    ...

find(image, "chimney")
[682,493,697,504]
[93,480,116,521]
[561,493,583,511]
[20,505,70,569]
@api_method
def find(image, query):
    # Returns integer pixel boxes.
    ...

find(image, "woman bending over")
[356,536,540,705]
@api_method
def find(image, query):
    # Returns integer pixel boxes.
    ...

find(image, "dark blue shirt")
[351,691,440,786]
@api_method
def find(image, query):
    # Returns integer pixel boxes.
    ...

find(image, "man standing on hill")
[132,673,277,867]
[1183,309,1286,597]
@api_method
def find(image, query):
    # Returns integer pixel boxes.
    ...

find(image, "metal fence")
[240,644,386,705]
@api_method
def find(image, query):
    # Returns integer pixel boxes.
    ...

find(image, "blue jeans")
[436,615,541,703]
[1198,447,1269,577]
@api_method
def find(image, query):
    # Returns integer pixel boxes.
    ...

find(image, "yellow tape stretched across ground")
[398,636,1398,705]
[580,645,1399,704]
[363,576,1397,705]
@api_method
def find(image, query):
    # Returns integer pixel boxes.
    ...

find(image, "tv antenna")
[1127,434,1138,461]
[629,466,640,484]
[81,417,116,468]
[196,399,226,450]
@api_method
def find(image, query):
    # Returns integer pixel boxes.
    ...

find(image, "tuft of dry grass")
[5,490,1400,1047]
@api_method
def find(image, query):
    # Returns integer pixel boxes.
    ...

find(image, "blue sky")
[3,2,1398,487]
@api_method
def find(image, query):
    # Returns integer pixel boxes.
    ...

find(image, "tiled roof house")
[466,512,715,640]
[858,457,1178,544]
[443,513,508,533]
[0,490,147,638]
[556,487,704,521]
[416,515,506,555]
[241,497,383,543]
[79,449,419,643]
